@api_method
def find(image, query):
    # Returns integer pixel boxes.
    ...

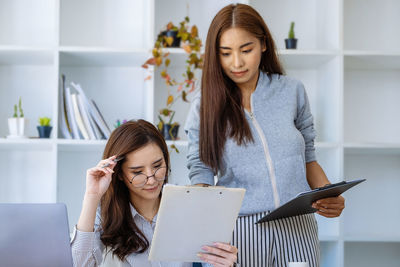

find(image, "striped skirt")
[231,212,320,267]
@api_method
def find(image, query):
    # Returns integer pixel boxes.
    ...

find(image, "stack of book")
[59,74,111,140]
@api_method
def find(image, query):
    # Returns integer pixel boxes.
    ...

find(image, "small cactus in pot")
[7,97,28,138]
[285,21,298,49]
[37,116,52,138]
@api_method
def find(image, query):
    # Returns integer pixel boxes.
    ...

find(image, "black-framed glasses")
[129,166,168,188]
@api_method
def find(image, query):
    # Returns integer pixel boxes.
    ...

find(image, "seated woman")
[71,119,238,267]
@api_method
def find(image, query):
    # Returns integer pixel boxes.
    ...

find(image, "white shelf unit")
[0,0,399,266]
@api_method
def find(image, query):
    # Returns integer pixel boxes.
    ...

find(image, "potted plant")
[7,97,28,138]
[158,111,179,141]
[37,116,52,138]
[285,21,298,49]
[158,22,181,48]
[142,16,203,144]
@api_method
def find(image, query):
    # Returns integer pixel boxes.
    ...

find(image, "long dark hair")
[200,3,284,173]
[100,120,170,260]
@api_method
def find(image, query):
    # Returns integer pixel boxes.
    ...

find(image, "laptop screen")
[0,203,73,267]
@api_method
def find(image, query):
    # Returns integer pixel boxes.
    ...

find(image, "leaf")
[163,52,170,58]
[198,54,204,68]
[145,57,156,65]
[184,79,190,86]
[170,144,180,153]
[160,108,171,116]
[183,44,191,53]
[155,57,162,66]
[188,53,197,65]
[144,75,152,81]
[187,70,194,81]
[191,25,198,38]
[161,70,167,78]
[167,22,174,30]
[157,121,163,131]
[167,95,174,105]
[185,16,190,23]
[165,58,170,67]
[152,48,159,58]
[142,64,148,69]
[181,32,189,41]
[182,90,188,102]
[165,36,173,46]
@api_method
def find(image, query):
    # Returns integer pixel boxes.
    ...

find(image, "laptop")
[0,203,73,267]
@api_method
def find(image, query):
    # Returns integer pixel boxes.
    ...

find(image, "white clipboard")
[148,184,245,262]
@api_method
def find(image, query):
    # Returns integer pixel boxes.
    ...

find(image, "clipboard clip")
[315,181,347,191]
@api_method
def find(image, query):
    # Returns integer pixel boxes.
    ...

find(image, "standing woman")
[71,120,237,267]
[185,4,345,267]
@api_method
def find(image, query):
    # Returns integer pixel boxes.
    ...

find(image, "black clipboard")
[256,179,366,224]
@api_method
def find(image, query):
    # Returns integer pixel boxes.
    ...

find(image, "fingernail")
[201,246,209,251]
[197,253,203,258]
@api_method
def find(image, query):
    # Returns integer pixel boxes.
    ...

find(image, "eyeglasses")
[129,166,168,188]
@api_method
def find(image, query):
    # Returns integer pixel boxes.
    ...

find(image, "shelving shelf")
[0,0,398,266]
[319,235,340,242]
[344,236,400,243]
[344,143,400,155]
[344,51,400,70]
[0,46,54,65]
[0,138,54,151]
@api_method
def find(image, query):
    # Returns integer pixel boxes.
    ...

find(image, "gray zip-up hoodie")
[184,71,317,215]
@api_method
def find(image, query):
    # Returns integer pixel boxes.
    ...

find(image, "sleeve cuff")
[71,226,97,252]
[305,149,317,163]
[190,171,215,186]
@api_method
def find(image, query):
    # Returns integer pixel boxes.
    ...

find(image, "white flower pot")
[8,117,28,138]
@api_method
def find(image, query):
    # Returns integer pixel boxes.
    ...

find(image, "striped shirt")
[232,212,320,267]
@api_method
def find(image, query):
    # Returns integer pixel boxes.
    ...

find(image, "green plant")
[38,117,51,127]
[142,16,203,126]
[158,111,175,126]
[288,21,295,39]
[12,97,24,118]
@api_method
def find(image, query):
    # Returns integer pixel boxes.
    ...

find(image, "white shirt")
[70,204,194,267]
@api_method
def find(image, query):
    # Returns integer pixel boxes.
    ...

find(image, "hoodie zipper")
[247,94,280,208]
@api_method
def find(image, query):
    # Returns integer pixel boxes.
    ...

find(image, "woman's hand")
[198,242,238,267]
[312,195,345,218]
[85,155,117,199]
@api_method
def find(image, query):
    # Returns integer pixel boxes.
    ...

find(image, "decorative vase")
[285,38,298,49]
[160,123,179,140]
[160,30,181,47]
[37,126,52,138]
[7,117,28,138]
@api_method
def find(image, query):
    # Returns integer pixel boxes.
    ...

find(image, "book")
[70,82,111,139]
[64,87,81,139]
[87,110,103,140]
[58,75,72,139]
[71,93,89,140]
[91,99,111,138]
[77,94,96,140]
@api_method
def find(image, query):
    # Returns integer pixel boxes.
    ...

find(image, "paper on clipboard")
[148,184,245,263]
